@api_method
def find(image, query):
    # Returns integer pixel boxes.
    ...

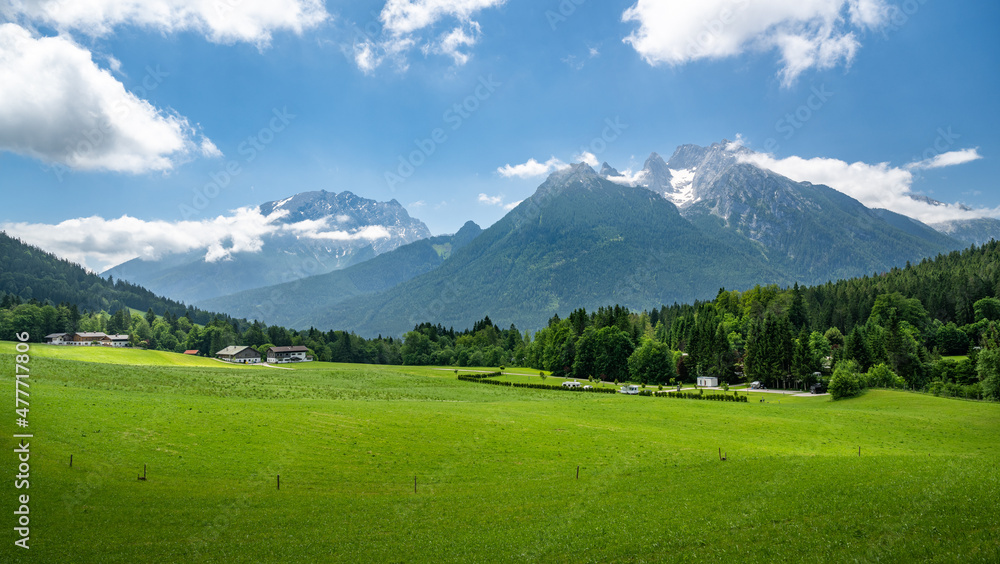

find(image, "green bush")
[829,360,863,400]
[977,348,1000,401]
[865,363,905,389]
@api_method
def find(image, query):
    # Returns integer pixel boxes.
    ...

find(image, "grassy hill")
[2,344,997,562]
[26,344,264,368]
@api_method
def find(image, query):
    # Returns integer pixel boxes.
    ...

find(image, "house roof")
[106,334,130,340]
[74,332,108,339]
[183,350,200,355]
[45,333,67,339]
[267,346,310,353]
[216,346,254,356]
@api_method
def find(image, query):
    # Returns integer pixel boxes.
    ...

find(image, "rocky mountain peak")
[599,162,621,178]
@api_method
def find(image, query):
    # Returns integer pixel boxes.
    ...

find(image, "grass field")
[24,343,264,368]
[941,355,970,362]
[2,343,998,562]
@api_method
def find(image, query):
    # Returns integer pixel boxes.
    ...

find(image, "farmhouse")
[45,333,68,344]
[215,346,261,364]
[697,376,718,387]
[104,334,131,347]
[45,332,132,347]
[266,345,311,363]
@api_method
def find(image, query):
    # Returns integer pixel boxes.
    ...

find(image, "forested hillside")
[0,232,214,323]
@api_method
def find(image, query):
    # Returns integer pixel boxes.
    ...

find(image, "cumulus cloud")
[740,149,994,223]
[2,0,329,47]
[478,193,504,205]
[574,151,600,167]
[0,24,218,173]
[604,169,649,186]
[497,157,569,179]
[2,208,393,272]
[353,0,504,73]
[906,148,983,171]
[305,225,392,242]
[621,0,889,87]
[477,193,521,211]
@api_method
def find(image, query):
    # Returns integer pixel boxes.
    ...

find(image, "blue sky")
[0,0,997,271]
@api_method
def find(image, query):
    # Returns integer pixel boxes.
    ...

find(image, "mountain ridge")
[105,190,431,303]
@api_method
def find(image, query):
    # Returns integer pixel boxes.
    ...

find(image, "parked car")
[810,382,827,394]
[750,381,767,390]
[582,385,592,390]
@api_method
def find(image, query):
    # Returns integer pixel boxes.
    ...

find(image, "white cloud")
[0,24,218,173]
[574,151,600,167]
[622,0,889,87]
[304,225,392,242]
[725,134,746,151]
[906,148,983,171]
[478,193,521,211]
[381,0,504,34]
[3,0,329,47]
[740,150,994,223]
[497,157,568,179]
[353,0,504,72]
[435,22,481,65]
[477,193,504,205]
[605,169,648,186]
[1,208,394,272]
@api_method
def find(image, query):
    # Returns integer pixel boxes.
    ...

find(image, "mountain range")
[104,190,430,303]
[197,220,483,327]
[92,141,1000,336]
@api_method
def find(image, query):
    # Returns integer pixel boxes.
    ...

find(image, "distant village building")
[183,350,200,356]
[105,335,131,347]
[266,345,311,363]
[45,333,68,345]
[215,346,261,364]
[697,376,719,388]
[45,332,131,347]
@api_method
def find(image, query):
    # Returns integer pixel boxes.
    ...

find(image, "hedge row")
[658,391,748,402]
[455,372,503,380]
[457,375,617,394]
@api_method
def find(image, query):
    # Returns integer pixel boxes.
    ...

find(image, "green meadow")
[2,343,998,563]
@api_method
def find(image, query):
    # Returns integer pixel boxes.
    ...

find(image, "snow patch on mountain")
[665,168,697,207]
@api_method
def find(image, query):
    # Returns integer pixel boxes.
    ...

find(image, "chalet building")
[45,332,131,347]
[45,333,68,345]
[266,345,311,363]
[104,335,131,347]
[215,346,261,364]
[69,332,109,345]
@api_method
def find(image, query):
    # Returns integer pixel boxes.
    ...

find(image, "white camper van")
[619,385,640,395]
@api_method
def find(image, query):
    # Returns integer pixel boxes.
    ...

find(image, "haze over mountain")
[104,191,430,304]
[929,218,1000,246]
